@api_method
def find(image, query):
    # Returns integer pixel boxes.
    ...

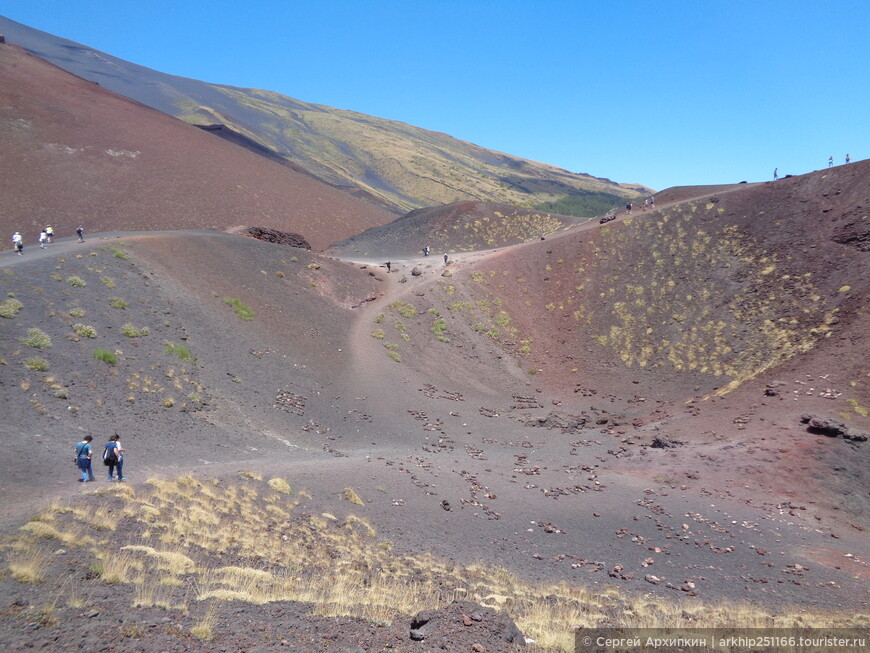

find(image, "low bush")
[93,349,117,365]
[73,324,97,338]
[0,298,24,318]
[21,328,52,349]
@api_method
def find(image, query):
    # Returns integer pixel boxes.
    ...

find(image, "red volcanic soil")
[1,63,869,649]
[0,42,394,250]
[0,208,868,651]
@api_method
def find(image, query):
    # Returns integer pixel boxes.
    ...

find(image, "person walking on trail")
[443,253,449,265]
[773,168,778,180]
[828,156,834,168]
[12,232,23,255]
[75,435,95,483]
[845,154,851,164]
[385,261,391,273]
[103,434,125,481]
[76,225,85,243]
[38,230,48,249]
[45,225,54,243]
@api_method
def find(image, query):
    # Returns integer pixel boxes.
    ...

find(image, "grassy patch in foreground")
[4,476,865,651]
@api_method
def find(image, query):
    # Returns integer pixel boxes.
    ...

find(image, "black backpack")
[103,444,118,466]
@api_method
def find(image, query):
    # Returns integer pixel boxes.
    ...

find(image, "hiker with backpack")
[75,435,95,483]
[11,232,23,255]
[103,434,125,481]
[45,225,54,243]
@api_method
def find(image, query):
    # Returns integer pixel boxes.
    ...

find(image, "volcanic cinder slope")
[0,14,646,216]
[0,42,394,251]
[0,160,868,650]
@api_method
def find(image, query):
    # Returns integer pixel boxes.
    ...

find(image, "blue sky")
[3,1,868,191]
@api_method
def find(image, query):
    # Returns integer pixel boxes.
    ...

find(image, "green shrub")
[66,276,86,287]
[371,329,385,340]
[431,319,448,336]
[224,298,255,321]
[109,297,128,309]
[93,349,117,365]
[21,328,52,349]
[25,358,48,371]
[0,298,24,318]
[164,342,195,362]
[100,277,115,289]
[73,324,97,338]
[390,301,417,318]
[388,352,401,363]
[111,248,130,260]
[68,308,85,318]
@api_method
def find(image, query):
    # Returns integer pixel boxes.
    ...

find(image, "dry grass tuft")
[343,487,365,506]
[5,474,864,650]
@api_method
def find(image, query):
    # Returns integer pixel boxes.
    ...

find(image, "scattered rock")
[244,226,311,249]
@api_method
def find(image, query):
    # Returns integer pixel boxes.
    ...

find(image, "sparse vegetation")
[121,323,150,337]
[224,297,255,321]
[66,276,86,287]
[0,298,24,318]
[21,328,52,349]
[165,342,195,362]
[93,348,117,365]
[25,357,48,371]
[73,323,98,338]
[109,297,128,309]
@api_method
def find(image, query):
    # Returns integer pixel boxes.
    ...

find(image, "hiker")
[626,203,632,213]
[643,198,649,210]
[443,253,449,265]
[650,195,655,207]
[11,232,23,255]
[76,225,84,243]
[423,246,430,257]
[103,434,125,481]
[773,168,778,180]
[386,261,391,273]
[828,156,834,168]
[45,225,54,243]
[845,154,851,164]
[38,230,48,249]
[75,435,95,483]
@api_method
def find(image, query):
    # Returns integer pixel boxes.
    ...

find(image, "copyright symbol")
[583,636,592,646]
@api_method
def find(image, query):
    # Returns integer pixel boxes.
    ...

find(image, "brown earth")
[1,159,868,652]
[0,42,395,251]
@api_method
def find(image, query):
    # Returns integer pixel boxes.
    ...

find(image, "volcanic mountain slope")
[327,201,590,258]
[0,15,646,216]
[0,164,868,651]
[0,41,394,250]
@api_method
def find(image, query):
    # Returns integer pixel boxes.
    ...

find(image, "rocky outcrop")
[245,226,311,250]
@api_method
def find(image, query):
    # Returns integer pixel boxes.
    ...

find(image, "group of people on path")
[74,434,126,483]
[777,154,853,180]
[10,224,85,254]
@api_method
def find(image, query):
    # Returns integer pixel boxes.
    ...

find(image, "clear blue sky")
[3,1,868,191]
